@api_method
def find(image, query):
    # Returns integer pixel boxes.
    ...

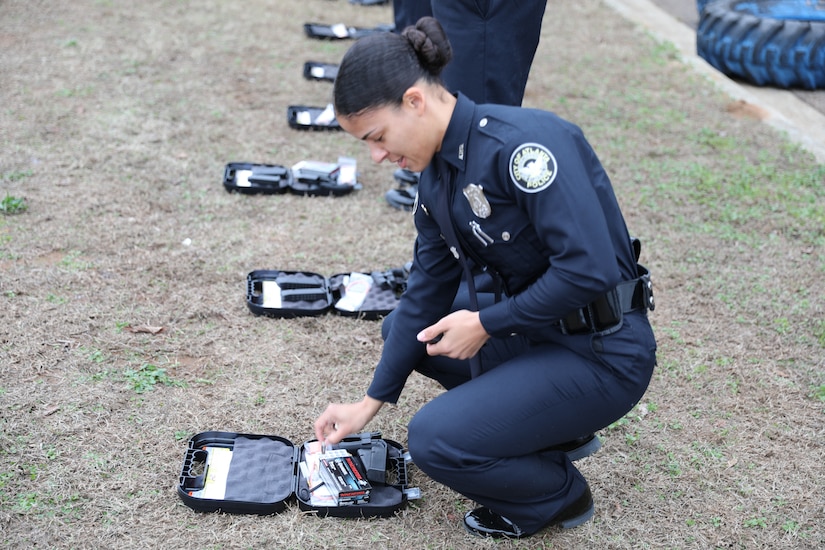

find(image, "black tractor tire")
[696,0,825,89]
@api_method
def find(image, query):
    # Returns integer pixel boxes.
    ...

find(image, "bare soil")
[1,1,823,549]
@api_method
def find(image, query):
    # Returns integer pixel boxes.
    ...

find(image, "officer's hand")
[417,309,490,359]
[314,396,384,446]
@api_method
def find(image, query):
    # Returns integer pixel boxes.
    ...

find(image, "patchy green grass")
[123,363,184,394]
[1,1,823,548]
[0,194,27,215]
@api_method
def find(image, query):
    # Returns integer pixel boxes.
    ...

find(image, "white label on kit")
[331,23,348,38]
[296,111,312,126]
[199,446,233,500]
[262,280,282,309]
[235,169,252,187]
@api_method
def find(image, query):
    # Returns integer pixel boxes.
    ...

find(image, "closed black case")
[223,162,292,194]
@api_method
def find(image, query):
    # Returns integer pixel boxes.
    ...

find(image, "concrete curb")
[604,0,825,164]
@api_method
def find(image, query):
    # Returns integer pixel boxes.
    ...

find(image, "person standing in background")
[386,1,548,209]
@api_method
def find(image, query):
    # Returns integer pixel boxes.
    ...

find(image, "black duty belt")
[557,266,655,335]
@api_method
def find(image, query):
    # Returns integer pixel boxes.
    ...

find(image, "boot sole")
[557,501,595,529]
[566,435,602,462]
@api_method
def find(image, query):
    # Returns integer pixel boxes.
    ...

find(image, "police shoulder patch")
[509,142,558,193]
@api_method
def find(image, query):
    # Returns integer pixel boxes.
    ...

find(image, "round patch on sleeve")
[509,143,558,193]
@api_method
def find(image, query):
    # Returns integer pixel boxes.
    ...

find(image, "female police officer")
[314,17,657,539]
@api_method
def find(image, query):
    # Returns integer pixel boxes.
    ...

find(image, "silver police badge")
[509,142,558,193]
[463,183,491,219]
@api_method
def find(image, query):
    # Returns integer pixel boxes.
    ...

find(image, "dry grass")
[1,1,824,549]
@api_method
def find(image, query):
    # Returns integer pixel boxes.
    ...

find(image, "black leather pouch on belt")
[560,288,623,335]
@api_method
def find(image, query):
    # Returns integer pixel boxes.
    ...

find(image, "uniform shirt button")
[501,231,511,241]
[479,118,488,128]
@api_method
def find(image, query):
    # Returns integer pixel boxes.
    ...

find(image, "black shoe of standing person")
[463,484,595,539]
[393,168,420,186]
[386,169,420,210]
[385,185,418,211]
[547,433,602,462]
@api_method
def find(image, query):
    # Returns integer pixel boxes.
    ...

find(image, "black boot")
[463,484,595,539]
[545,433,602,461]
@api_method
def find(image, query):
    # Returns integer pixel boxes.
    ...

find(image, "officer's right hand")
[314,395,384,446]
[417,309,490,359]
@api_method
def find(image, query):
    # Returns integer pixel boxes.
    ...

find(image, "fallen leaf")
[726,99,769,120]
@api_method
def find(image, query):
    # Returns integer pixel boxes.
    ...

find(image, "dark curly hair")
[333,17,453,117]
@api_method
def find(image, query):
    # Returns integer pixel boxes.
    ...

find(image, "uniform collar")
[438,92,475,174]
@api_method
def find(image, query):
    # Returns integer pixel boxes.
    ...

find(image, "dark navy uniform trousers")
[382,284,656,534]
[393,0,548,106]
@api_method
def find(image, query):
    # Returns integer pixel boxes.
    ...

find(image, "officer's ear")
[402,87,426,115]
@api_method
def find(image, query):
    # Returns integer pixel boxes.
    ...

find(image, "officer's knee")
[380,310,396,341]
[407,412,436,471]
[407,406,454,475]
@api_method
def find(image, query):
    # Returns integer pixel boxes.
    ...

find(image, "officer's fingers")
[323,422,348,445]
[416,319,447,344]
[313,419,329,444]
[314,407,338,443]
[420,332,446,357]
[425,332,444,345]
[416,326,438,343]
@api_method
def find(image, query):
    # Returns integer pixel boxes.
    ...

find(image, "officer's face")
[337,98,436,173]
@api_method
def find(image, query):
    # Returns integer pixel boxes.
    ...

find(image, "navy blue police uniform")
[370,93,657,535]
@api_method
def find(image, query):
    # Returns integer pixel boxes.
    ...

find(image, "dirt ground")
[1,1,824,549]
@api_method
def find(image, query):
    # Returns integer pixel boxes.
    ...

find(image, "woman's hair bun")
[401,16,452,77]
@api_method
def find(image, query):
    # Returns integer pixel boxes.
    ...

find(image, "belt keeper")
[560,307,590,335]
[642,274,655,311]
[560,287,624,335]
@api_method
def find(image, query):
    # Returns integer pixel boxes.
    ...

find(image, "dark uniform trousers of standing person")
[394,1,548,106]
[392,0,432,32]
[387,1,548,209]
[372,94,657,534]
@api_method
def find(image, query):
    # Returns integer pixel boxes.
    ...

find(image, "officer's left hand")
[417,309,490,360]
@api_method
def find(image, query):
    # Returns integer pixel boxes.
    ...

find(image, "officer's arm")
[480,131,621,337]
[366,190,463,403]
